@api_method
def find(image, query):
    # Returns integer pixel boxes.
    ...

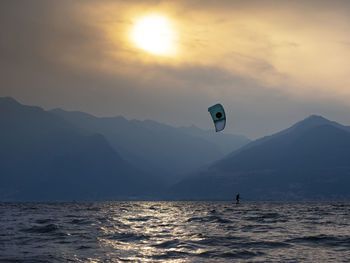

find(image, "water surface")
[1,202,350,262]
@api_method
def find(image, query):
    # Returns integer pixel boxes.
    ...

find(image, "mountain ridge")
[3,96,350,201]
[0,97,162,201]
[50,107,249,182]
[171,115,350,200]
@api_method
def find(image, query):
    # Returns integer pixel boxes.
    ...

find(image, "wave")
[2,202,350,262]
[287,234,350,247]
[198,249,264,259]
[187,215,232,224]
[21,224,59,234]
[109,232,151,242]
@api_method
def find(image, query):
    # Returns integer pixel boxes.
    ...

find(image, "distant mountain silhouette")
[172,115,350,200]
[50,108,249,183]
[0,97,162,201]
[177,125,249,155]
[7,96,349,201]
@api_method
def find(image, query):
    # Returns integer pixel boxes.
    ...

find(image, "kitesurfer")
[236,193,240,204]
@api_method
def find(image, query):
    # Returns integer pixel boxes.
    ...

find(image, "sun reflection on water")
[2,202,350,262]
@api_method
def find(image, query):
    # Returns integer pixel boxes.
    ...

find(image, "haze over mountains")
[173,115,350,200]
[0,97,248,200]
[2,96,350,201]
[51,108,249,183]
[0,97,162,200]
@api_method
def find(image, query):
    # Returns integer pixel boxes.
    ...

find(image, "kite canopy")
[208,103,226,132]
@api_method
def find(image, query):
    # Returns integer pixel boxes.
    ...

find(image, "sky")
[2,0,350,138]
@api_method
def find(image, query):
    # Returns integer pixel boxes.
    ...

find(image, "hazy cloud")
[2,0,350,138]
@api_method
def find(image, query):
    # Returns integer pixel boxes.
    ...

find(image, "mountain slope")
[172,115,350,200]
[0,97,161,200]
[177,125,249,155]
[50,109,249,182]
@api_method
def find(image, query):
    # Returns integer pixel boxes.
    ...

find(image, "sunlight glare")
[131,15,176,56]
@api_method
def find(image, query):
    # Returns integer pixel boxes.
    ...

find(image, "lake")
[1,202,350,262]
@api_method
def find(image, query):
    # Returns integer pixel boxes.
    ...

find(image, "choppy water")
[1,202,350,262]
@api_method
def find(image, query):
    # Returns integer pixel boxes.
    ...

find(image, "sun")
[131,15,176,56]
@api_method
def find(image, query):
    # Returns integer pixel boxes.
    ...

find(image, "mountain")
[177,125,249,155]
[171,115,350,200]
[50,109,249,183]
[0,97,162,201]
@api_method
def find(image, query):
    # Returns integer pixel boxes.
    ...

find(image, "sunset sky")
[2,0,350,138]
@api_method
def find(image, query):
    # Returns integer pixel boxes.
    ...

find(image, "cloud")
[2,0,350,138]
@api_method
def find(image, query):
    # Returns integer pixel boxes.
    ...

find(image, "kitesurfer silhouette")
[236,193,240,204]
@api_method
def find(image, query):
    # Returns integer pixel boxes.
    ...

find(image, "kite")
[208,103,226,132]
